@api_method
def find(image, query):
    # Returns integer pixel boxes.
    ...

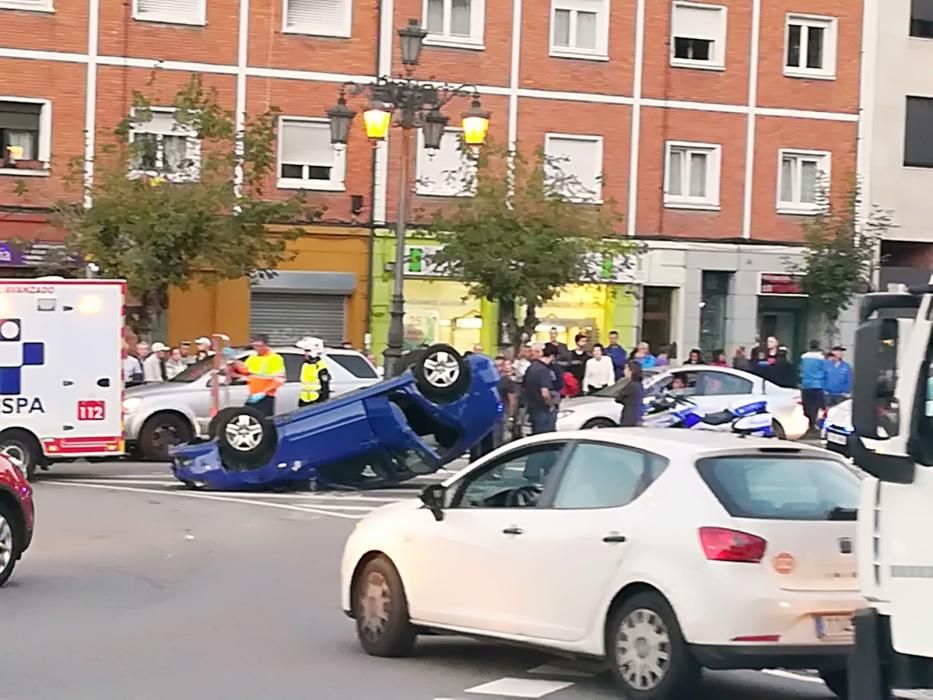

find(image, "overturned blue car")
[169,344,501,491]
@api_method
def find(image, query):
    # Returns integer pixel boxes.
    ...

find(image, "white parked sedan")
[341,430,862,700]
[556,366,810,440]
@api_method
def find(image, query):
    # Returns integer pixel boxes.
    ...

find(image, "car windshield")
[696,455,860,521]
[594,368,662,398]
[170,357,217,383]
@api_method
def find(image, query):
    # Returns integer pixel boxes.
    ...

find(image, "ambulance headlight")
[122,397,142,414]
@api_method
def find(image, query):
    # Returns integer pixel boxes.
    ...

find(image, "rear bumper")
[690,642,850,671]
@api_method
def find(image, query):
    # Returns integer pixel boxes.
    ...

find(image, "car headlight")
[557,410,574,420]
[122,397,142,414]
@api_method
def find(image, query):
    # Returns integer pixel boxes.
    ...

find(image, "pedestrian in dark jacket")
[684,348,705,365]
[605,330,628,381]
[615,361,645,427]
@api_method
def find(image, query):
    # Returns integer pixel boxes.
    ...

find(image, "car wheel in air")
[583,418,617,430]
[818,669,848,699]
[413,343,471,402]
[353,556,417,658]
[0,501,22,587]
[139,413,194,461]
[607,591,700,700]
[0,430,42,481]
[213,406,278,472]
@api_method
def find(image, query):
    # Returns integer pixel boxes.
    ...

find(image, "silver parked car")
[122,347,380,460]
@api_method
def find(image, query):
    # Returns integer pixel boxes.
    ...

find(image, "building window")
[544,133,603,203]
[283,0,352,38]
[911,0,933,38]
[904,96,933,168]
[777,149,830,214]
[549,0,609,60]
[132,0,206,25]
[129,108,200,181]
[424,0,484,47]
[0,0,53,12]
[700,271,730,355]
[0,99,51,172]
[416,129,476,197]
[664,141,721,210]
[670,2,727,70]
[785,14,836,79]
[277,117,346,191]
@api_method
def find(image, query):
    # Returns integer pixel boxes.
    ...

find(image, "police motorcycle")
[643,390,776,437]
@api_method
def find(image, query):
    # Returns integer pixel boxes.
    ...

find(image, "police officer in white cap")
[296,337,331,408]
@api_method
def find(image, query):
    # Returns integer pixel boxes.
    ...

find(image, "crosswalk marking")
[464,678,574,698]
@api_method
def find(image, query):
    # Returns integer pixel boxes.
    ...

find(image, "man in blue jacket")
[799,340,827,431]
[824,345,852,407]
[606,330,628,381]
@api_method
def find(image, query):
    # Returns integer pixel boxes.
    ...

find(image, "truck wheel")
[413,344,471,402]
[214,407,278,472]
[139,413,194,462]
[0,430,43,481]
[0,500,23,587]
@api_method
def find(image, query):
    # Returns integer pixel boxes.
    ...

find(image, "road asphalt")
[0,459,922,700]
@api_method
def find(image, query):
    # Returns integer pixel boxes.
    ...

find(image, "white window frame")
[549,0,610,61]
[422,0,485,50]
[784,14,837,80]
[131,0,206,26]
[128,107,201,182]
[776,148,831,215]
[663,141,721,210]
[543,132,604,204]
[0,96,52,176]
[282,0,353,38]
[0,0,53,12]
[415,128,477,197]
[276,116,346,192]
[669,1,727,71]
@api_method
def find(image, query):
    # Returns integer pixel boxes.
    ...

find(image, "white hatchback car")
[556,366,809,440]
[341,430,862,700]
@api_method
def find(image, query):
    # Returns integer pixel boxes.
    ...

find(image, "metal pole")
[384,125,411,376]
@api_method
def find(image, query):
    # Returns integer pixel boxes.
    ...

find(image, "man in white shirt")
[143,342,169,382]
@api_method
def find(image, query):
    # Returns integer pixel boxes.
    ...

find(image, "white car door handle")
[603,535,627,543]
[502,527,523,536]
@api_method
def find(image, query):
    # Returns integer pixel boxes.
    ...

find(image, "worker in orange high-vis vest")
[231,334,286,417]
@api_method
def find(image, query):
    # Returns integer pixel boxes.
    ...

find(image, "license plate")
[826,431,848,445]
[815,614,853,640]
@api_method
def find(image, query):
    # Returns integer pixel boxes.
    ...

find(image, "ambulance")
[0,278,125,479]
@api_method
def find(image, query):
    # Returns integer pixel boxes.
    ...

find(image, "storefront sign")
[0,242,25,267]
[758,272,806,296]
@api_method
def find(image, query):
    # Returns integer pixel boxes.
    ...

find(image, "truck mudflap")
[851,608,933,698]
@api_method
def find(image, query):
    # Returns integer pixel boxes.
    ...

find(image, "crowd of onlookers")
[121,335,217,384]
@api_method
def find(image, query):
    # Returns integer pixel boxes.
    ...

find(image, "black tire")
[413,343,471,402]
[213,406,278,472]
[583,418,617,430]
[606,591,700,700]
[0,500,23,587]
[352,556,417,657]
[772,420,787,440]
[819,669,848,699]
[0,429,43,481]
[139,413,194,461]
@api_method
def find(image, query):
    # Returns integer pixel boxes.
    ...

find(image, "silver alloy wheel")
[0,514,13,573]
[421,351,460,388]
[0,444,28,479]
[358,571,391,642]
[224,414,264,451]
[615,608,672,691]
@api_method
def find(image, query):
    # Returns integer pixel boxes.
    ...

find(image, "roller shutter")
[249,291,346,346]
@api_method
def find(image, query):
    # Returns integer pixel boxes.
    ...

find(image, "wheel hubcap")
[358,571,390,641]
[1,444,28,478]
[0,514,13,572]
[152,425,180,450]
[224,415,263,451]
[615,608,672,691]
[422,351,460,388]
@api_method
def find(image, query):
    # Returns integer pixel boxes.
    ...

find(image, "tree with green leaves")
[786,176,892,343]
[427,142,639,349]
[53,74,319,328]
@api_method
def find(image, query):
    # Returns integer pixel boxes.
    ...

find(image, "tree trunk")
[499,298,520,352]
[521,303,538,347]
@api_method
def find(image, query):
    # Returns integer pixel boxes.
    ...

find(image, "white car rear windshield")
[696,455,860,521]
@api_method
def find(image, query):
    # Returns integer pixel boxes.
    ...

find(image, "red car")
[0,455,34,586]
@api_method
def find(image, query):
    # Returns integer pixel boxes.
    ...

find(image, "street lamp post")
[327,19,490,377]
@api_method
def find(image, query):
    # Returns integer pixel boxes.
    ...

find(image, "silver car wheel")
[224,415,264,451]
[358,571,391,642]
[0,444,28,479]
[0,514,14,572]
[615,608,672,691]
[421,351,460,388]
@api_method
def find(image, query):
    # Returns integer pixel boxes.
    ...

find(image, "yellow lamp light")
[363,103,393,141]
[461,97,490,146]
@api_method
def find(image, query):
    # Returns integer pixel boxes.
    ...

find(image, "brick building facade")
[0,0,865,356]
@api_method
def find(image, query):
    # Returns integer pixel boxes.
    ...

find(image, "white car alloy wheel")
[615,608,672,691]
[0,513,13,573]
[224,415,264,452]
[422,351,461,388]
[358,570,392,644]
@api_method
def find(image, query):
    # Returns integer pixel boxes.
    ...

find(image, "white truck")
[848,282,933,698]
[0,278,125,479]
